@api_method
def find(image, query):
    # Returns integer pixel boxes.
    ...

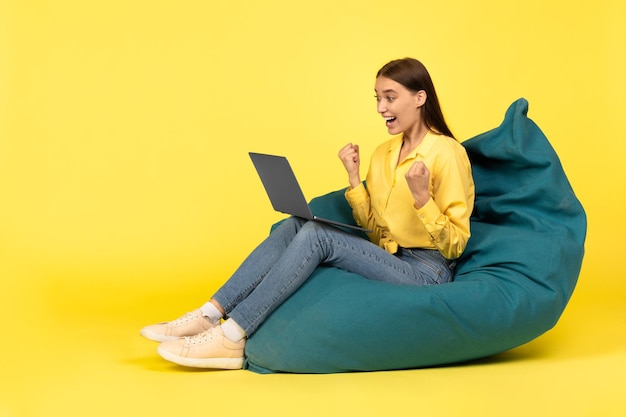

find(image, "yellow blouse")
[345,132,475,259]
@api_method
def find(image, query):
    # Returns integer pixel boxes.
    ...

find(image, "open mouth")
[385,117,397,126]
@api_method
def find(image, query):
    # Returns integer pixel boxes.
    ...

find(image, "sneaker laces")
[168,311,199,327]
[184,329,217,346]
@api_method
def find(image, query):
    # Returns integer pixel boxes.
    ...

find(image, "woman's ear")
[415,90,427,107]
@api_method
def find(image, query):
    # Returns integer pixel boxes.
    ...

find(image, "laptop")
[249,152,372,233]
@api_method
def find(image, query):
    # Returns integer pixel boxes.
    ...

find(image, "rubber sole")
[157,345,244,369]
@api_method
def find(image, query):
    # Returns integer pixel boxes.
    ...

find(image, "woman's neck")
[399,123,429,162]
[402,122,429,147]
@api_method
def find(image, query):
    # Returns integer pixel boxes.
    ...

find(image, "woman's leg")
[210,216,307,313]
[140,217,307,342]
[226,220,447,337]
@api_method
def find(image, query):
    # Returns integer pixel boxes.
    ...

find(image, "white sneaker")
[157,326,245,369]
[140,309,215,342]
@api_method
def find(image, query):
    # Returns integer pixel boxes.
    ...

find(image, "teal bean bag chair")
[243,98,587,374]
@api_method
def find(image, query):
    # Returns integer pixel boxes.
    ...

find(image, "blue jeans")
[212,217,454,337]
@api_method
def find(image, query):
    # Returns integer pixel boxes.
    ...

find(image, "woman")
[141,58,475,369]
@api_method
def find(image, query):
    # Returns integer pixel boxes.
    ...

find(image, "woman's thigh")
[312,224,449,286]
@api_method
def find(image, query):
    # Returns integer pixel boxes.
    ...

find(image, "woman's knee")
[276,216,306,233]
[299,220,330,236]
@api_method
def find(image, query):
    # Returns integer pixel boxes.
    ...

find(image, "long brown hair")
[376,58,455,139]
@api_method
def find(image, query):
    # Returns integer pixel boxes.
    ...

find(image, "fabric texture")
[243,98,587,374]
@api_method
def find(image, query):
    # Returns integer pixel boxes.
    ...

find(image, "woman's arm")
[413,150,474,259]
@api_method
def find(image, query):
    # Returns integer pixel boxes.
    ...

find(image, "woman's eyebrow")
[375,89,398,94]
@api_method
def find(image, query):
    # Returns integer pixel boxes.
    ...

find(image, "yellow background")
[1,0,624,416]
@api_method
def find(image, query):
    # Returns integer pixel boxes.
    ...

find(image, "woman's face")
[374,76,424,137]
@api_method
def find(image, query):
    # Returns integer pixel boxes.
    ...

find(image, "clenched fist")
[405,161,431,208]
[338,143,362,189]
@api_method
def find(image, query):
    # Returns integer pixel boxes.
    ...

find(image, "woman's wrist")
[349,175,361,189]
[412,193,430,209]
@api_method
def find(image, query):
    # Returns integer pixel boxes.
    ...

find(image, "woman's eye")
[374,95,395,103]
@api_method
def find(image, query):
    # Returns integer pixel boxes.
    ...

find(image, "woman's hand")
[338,143,362,189]
[405,161,431,208]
